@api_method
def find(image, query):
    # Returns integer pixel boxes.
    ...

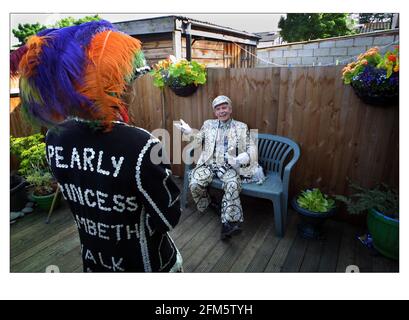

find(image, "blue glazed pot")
[291,196,337,239]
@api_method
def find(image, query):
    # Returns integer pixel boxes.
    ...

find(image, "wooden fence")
[127,66,399,200]
[10,66,399,215]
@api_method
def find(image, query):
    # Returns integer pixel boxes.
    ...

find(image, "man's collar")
[218,118,233,129]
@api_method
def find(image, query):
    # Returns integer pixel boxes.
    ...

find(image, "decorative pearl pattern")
[83,148,95,171]
[55,146,69,168]
[84,189,97,207]
[70,147,82,170]
[113,194,125,212]
[135,138,173,230]
[158,234,175,271]
[139,207,152,272]
[96,151,110,176]
[96,190,112,212]
[145,213,154,237]
[163,168,180,208]
[111,156,124,177]
[47,118,181,272]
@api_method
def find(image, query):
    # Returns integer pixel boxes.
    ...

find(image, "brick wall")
[256,29,399,67]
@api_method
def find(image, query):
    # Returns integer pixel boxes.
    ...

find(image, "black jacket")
[46,119,182,272]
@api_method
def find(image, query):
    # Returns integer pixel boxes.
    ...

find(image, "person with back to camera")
[11,20,183,272]
[175,95,265,240]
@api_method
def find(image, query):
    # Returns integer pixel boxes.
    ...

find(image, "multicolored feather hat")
[10,20,149,128]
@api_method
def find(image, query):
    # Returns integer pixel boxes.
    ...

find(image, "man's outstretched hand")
[174,119,192,134]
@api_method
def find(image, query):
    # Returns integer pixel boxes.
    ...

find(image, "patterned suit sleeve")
[135,137,181,233]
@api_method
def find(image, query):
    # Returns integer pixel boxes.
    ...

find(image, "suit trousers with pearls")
[189,164,243,224]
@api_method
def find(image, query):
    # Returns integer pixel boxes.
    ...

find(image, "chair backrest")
[257,133,300,177]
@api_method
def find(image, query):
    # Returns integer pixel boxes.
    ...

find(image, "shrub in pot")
[10,133,60,211]
[26,167,60,211]
[335,182,399,260]
[10,134,45,212]
[291,188,337,239]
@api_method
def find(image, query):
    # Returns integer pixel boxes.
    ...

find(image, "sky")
[10,13,285,47]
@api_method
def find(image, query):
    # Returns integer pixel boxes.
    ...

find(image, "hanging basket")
[350,68,399,107]
[169,83,198,97]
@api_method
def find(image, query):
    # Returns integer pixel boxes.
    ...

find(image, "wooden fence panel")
[126,67,399,201]
[11,66,397,214]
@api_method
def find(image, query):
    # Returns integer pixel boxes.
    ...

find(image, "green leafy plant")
[10,133,56,196]
[12,22,47,47]
[297,188,336,213]
[25,167,57,196]
[335,182,398,219]
[150,56,207,89]
[12,15,101,46]
[10,133,47,177]
[52,14,101,28]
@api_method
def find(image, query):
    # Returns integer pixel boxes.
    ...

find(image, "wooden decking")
[10,178,399,273]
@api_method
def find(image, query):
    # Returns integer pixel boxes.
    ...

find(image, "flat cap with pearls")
[212,95,232,109]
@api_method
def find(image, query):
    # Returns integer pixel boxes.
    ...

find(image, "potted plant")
[10,133,60,211]
[291,188,337,239]
[335,182,399,260]
[341,46,399,106]
[150,55,207,96]
[10,134,44,212]
[26,167,60,211]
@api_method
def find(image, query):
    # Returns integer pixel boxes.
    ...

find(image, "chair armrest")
[282,158,298,193]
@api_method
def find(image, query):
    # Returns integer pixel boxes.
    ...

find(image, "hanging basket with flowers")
[150,55,207,97]
[342,46,399,106]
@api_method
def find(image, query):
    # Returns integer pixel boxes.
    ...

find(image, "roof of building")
[255,31,281,42]
[114,15,261,41]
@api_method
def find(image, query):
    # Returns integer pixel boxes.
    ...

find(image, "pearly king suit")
[184,118,261,224]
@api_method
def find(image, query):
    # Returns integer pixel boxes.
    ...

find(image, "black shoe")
[209,201,221,214]
[221,222,242,240]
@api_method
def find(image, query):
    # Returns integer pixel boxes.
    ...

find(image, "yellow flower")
[393,65,399,72]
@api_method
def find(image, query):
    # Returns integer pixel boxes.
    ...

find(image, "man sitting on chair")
[174,95,265,240]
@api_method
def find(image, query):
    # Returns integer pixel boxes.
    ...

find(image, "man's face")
[214,103,232,122]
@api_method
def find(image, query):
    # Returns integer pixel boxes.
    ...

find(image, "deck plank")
[281,233,308,272]
[11,207,74,259]
[317,220,343,272]
[210,208,264,272]
[299,239,324,272]
[10,177,397,273]
[336,222,357,272]
[229,216,272,272]
[245,227,280,272]
[13,227,81,272]
[173,210,215,249]
[264,212,299,272]
[178,215,220,262]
